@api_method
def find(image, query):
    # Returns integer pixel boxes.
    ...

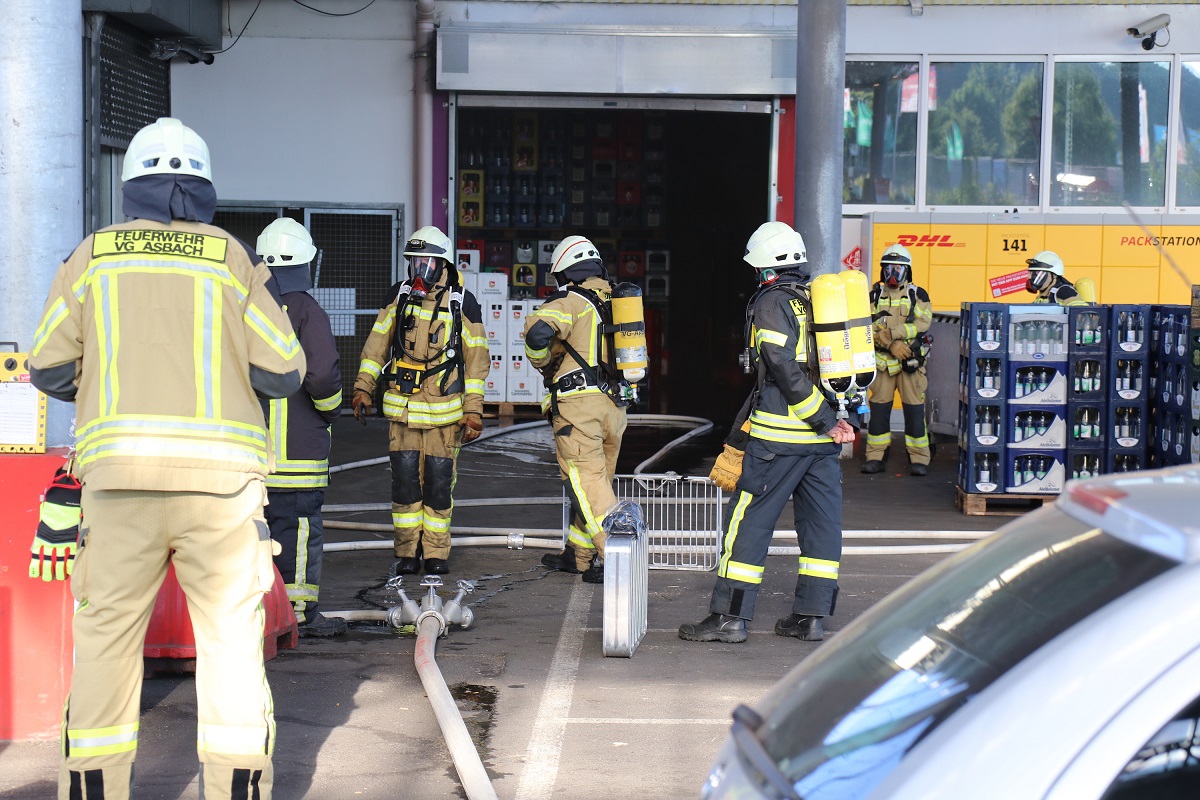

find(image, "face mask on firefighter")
[1026,268,1054,294]
[881,262,907,288]
[408,255,443,298]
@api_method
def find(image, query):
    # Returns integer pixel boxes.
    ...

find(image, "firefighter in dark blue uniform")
[680,222,857,644]
[257,218,346,637]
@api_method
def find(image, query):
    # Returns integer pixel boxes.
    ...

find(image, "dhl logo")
[895,234,964,248]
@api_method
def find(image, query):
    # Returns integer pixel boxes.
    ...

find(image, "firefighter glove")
[352,390,374,425]
[709,445,744,492]
[888,340,913,360]
[460,412,484,444]
[874,324,893,347]
[29,467,83,582]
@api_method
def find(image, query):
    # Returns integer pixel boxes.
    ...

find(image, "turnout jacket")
[29,218,305,493]
[1035,281,1088,307]
[743,275,841,449]
[871,282,933,376]
[524,276,612,402]
[354,272,488,428]
[265,290,342,491]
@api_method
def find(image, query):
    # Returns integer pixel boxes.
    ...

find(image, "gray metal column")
[794,0,847,277]
[0,0,84,447]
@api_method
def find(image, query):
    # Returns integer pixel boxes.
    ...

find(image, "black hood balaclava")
[556,260,608,287]
[122,174,217,224]
[270,265,313,295]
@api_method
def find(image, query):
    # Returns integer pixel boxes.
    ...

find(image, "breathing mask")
[408,255,444,300]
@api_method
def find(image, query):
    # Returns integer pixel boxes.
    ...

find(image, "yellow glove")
[889,340,913,360]
[709,444,744,492]
[351,390,373,425]
[874,324,893,347]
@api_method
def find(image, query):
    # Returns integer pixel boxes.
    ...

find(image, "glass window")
[735,507,1175,800]
[926,61,1044,207]
[1176,62,1200,207]
[844,61,918,205]
[1051,61,1170,207]
[1103,694,1200,798]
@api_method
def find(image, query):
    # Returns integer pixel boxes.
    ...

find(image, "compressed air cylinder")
[811,274,854,396]
[840,268,876,392]
[1075,277,1097,304]
[611,283,648,382]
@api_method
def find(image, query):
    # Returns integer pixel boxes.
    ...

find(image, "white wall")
[171,0,415,206]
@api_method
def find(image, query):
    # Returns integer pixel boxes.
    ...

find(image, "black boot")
[774,614,824,641]
[424,558,449,575]
[540,546,581,574]
[297,612,348,638]
[678,613,748,644]
[392,557,421,575]
[581,560,604,584]
[861,460,885,474]
[910,463,928,477]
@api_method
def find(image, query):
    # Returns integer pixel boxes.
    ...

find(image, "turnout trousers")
[866,367,930,466]
[61,482,275,800]
[552,393,626,570]
[389,422,462,561]
[709,440,842,621]
[266,488,326,624]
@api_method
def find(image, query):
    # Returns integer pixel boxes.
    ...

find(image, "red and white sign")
[842,245,863,271]
[989,269,1030,298]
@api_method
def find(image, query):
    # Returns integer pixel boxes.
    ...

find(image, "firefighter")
[351,226,489,576]
[863,243,934,476]
[679,222,857,644]
[28,117,303,799]
[524,236,637,583]
[1025,250,1090,306]
[256,218,346,637]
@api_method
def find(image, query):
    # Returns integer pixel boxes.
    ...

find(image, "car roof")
[1057,464,1200,564]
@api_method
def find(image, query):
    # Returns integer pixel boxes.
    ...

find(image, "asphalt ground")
[0,415,1011,800]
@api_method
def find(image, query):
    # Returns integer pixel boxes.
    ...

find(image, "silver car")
[701,464,1200,800]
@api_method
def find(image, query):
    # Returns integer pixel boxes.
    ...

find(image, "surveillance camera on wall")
[1127,14,1170,38]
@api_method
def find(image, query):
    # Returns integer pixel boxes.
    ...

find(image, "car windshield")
[749,506,1176,800]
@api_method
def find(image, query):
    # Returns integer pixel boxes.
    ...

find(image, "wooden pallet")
[482,401,543,421]
[955,486,1056,516]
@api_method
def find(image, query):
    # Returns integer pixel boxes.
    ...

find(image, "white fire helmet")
[121,118,212,183]
[743,222,807,272]
[256,218,317,267]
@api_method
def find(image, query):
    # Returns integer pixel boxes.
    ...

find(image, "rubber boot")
[678,613,748,643]
[774,614,824,642]
[540,545,581,574]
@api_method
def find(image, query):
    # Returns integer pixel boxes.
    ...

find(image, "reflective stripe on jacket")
[523,275,611,410]
[266,291,341,490]
[353,274,488,428]
[29,219,305,493]
[872,283,932,375]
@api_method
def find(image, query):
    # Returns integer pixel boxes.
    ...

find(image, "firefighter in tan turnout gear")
[351,226,489,576]
[863,243,934,477]
[523,235,641,583]
[28,117,304,800]
[256,218,346,637]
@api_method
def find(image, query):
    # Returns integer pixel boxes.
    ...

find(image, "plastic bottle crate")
[1111,304,1151,356]
[1067,355,1106,403]
[1008,406,1067,450]
[959,445,1005,494]
[1156,362,1191,414]
[1067,400,1107,447]
[1106,449,1147,474]
[1009,361,1067,405]
[1109,353,1148,403]
[960,352,1005,403]
[961,302,1009,357]
[959,397,1007,449]
[1006,449,1066,495]
[1008,308,1069,361]
[1108,400,1149,454]
[1153,305,1190,364]
[1067,306,1109,355]
[1067,444,1106,480]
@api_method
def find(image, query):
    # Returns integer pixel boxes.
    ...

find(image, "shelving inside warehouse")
[454,107,670,411]
[958,295,1200,503]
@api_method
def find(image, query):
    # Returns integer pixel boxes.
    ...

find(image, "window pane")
[1051,61,1170,207]
[844,61,918,205]
[927,61,1044,207]
[1176,63,1200,207]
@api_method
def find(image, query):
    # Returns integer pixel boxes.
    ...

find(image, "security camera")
[1127,14,1170,38]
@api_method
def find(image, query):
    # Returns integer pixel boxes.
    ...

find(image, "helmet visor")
[881,262,907,288]
[1027,267,1055,292]
[409,255,443,286]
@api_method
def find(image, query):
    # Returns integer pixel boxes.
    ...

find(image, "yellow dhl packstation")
[864,211,1200,313]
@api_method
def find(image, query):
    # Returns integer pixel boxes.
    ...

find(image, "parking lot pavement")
[0,419,1005,799]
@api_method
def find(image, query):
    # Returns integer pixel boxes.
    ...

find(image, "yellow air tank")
[1075,277,1097,304]
[840,268,876,393]
[611,283,648,382]
[811,274,854,416]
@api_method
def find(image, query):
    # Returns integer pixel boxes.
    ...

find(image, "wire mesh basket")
[563,474,723,571]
